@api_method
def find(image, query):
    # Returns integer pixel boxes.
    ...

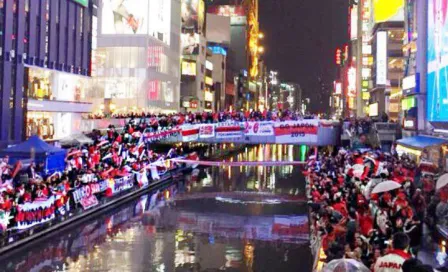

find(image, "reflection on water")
[0,145,312,272]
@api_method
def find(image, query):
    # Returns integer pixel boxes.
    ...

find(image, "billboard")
[101,0,149,35]
[350,5,358,40]
[208,5,245,17]
[72,0,89,7]
[206,13,231,44]
[427,0,448,121]
[181,33,200,55]
[148,0,171,45]
[182,61,197,76]
[373,0,404,23]
[376,31,387,85]
[181,0,205,34]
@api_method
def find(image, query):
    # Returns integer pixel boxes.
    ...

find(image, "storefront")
[26,67,92,141]
[396,136,448,168]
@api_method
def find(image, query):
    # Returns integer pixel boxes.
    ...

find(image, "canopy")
[0,135,66,173]
[396,135,448,150]
[59,133,94,147]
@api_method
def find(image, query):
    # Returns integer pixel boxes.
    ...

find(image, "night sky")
[259,0,348,113]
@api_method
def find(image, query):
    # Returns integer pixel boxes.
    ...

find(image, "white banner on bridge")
[199,124,215,138]
[274,120,319,144]
[215,123,243,139]
[181,125,199,142]
[242,121,274,136]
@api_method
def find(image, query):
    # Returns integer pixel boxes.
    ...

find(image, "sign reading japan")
[274,120,319,144]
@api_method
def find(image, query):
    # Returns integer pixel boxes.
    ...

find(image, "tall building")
[180,0,207,112]
[0,0,94,145]
[89,0,181,116]
[207,0,261,110]
[369,0,405,121]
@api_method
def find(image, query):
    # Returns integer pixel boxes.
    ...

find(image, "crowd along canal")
[0,144,313,272]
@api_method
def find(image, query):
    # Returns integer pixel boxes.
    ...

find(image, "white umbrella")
[436,173,448,190]
[371,180,401,194]
[323,259,370,272]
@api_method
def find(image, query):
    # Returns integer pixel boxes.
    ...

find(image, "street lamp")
[258,46,264,53]
[258,33,264,39]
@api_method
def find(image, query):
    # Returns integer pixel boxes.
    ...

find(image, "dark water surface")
[0,144,312,272]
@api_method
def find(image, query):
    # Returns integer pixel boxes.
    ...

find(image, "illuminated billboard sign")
[181,61,197,76]
[376,31,387,85]
[347,67,357,97]
[181,33,200,55]
[181,0,205,34]
[373,0,404,23]
[334,81,342,95]
[208,5,245,17]
[350,6,358,40]
[73,0,88,7]
[101,0,149,35]
[427,0,448,122]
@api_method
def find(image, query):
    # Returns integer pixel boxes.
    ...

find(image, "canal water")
[0,144,312,272]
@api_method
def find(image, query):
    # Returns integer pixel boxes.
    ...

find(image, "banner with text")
[215,123,243,139]
[199,124,215,138]
[274,120,319,144]
[243,121,274,136]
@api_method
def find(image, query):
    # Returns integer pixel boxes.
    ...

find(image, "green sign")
[73,0,88,7]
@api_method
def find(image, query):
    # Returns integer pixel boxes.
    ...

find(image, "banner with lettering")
[242,121,274,136]
[181,125,200,142]
[71,183,101,210]
[108,175,134,196]
[215,123,243,139]
[199,124,215,138]
[15,196,57,230]
[274,120,319,144]
[143,128,180,143]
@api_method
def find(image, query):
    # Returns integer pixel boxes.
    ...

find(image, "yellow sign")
[362,92,370,100]
[374,0,404,23]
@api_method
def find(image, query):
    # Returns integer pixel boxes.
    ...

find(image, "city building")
[207,0,261,110]
[369,0,405,122]
[180,0,207,112]
[0,0,94,145]
[206,13,231,111]
[89,0,181,117]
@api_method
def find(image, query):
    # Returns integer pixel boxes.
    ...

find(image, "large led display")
[376,31,387,85]
[181,33,200,55]
[181,0,204,34]
[101,0,149,35]
[427,0,448,121]
[373,0,404,23]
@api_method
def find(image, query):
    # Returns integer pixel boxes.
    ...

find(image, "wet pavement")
[0,144,312,272]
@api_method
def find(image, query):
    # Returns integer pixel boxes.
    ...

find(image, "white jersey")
[373,250,411,272]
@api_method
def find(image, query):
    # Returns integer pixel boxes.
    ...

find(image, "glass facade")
[90,0,181,114]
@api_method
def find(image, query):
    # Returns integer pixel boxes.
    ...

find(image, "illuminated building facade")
[91,0,181,115]
[0,0,94,145]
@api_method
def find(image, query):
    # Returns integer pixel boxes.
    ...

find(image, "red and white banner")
[199,124,215,138]
[274,120,319,144]
[215,123,243,139]
[242,121,274,136]
[181,125,199,142]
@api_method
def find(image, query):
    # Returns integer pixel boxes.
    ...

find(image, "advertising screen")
[101,0,149,35]
[376,31,388,85]
[181,33,200,55]
[427,0,448,121]
[181,0,204,34]
[350,6,358,40]
[72,0,89,7]
[373,0,404,23]
[148,0,171,45]
[182,61,197,76]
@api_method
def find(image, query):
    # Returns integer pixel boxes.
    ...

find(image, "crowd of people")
[306,146,446,271]
[0,121,185,233]
[86,109,318,125]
